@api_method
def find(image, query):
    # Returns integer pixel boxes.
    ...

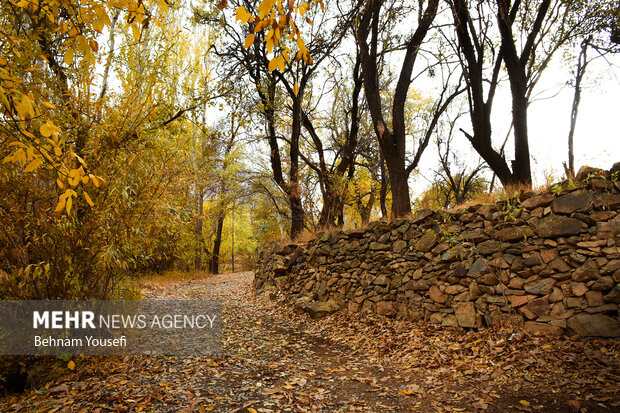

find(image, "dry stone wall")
[254,165,620,337]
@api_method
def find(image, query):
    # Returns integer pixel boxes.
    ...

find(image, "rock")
[376,301,396,317]
[410,208,434,224]
[525,297,550,317]
[369,242,390,251]
[576,166,606,181]
[535,215,587,238]
[468,258,489,276]
[549,257,571,272]
[524,278,556,295]
[453,302,479,328]
[508,295,531,308]
[585,291,604,307]
[442,314,459,327]
[603,286,620,304]
[344,228,366,238]
[566,296,587,308]
[462,228,487,242]
[406,280,429,291]
[524,321,564,336]
[524,253,543,266]
[477,240,502,255]
[393,240,408,253]
[549,288,564,303]
[567,314,620,337]
[373,274,389,285]
[596,215,620,237]
[591,276,614,291]
[445,285,466,295]
[540,249,558,263]
[602,259,620,275]
[508,277,525,289]
[49,383,69,394]
[296,298,340,319]
[452,263,467,278]
[469,280,481,300]
[590,211,616,222]
[522,193,555,209]
[593,193,620,210]
[496,226,534,242]
[415,231,438,253]
[570,283,588,297]
[429,285,446,303]
[551,191,592,214]
[429,312,443,324]
[572,259,599,282]
[478,273,500,286]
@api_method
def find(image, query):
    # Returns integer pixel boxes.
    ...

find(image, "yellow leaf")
[293,81,299,96]
[132,24,141,42]
[90,175,100,188]
[66,195,73,214]
[519,400,530,406]
[40,123,52,137]
[24,157,42,173]
[247,408,257,413]
[244,34,255,48]
[89,39,99,52]
[83,191,94,207]
[42,101,56,109]
[54,196,66,217]
[67,360,75,370]
[64,48,74,65]
[277,55,285,71]
[268,57,278,72]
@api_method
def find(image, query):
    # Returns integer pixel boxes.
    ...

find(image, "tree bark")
[209,214,224,274]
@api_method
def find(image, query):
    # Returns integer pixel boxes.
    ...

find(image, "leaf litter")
[1,271,618,412]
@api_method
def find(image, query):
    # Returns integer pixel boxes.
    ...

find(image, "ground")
[1,271,619,412]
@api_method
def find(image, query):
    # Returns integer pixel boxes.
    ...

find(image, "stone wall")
[254,166,620,337]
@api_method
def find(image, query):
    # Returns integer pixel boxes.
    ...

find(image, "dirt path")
[2,271,619,412]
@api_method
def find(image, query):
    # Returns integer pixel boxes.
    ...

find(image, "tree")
[211,0,358,236]
[357,0,462,217]
[448,0,610,187]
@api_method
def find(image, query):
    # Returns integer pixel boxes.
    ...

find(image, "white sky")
[411,53,620,195]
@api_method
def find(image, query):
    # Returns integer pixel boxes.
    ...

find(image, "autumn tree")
[357,0,462,218]
[447,0,611,187]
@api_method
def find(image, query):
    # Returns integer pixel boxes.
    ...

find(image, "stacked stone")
[254,165,620,337]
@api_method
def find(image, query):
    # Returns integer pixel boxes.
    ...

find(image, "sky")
[411,52,620,195]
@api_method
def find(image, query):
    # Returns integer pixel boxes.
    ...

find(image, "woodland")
[1,0,620,410]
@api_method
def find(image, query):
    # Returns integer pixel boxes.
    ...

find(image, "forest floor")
[1,271,619,412]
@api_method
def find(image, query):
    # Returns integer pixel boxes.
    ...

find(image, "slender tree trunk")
[289,96,305,238]
[194,187,204,270]
[360,191,375,226]
[510,91,531,185]
[209,213,224,274]
[379,151,388,219]
[565,38,589,179]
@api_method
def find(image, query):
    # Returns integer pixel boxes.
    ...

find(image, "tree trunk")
[194,187,204,270]
[565,38,589,179]
[379,151,388,219]
[289,95,305,238]
[209,214,224,274]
